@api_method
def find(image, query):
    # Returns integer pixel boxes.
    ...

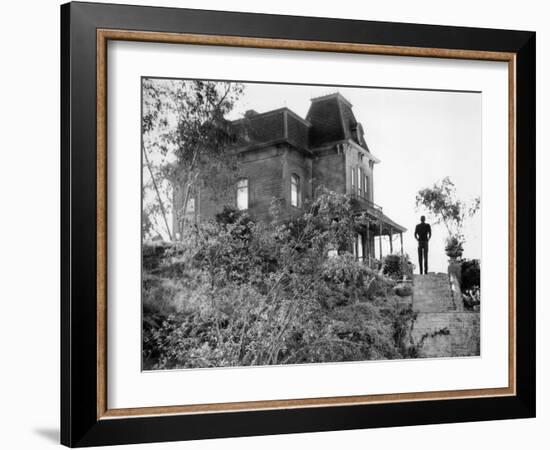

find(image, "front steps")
[409,273,479,358]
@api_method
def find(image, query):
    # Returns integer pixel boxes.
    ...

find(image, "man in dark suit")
[414,215,432,274]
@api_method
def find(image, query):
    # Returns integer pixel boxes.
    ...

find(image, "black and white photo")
[141,79,482,370]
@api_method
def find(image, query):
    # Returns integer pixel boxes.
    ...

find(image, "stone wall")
[410,311,480,358]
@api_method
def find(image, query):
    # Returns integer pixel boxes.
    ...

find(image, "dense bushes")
[461,258,480,310]
[382,253,413,281]
[142,191,416,369]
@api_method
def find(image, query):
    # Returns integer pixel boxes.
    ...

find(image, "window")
[290,174,300,207]
[363,174,369,198]
[236,178,248,210]
[357,167,363,197]
[351,167,356,194]
[357,233,364,260]
[186,197,195,213]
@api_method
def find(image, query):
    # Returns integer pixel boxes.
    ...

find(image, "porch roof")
[350,195,407,235]
[367,209,407,235]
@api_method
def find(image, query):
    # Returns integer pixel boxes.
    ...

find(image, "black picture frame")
[61,1,535,447]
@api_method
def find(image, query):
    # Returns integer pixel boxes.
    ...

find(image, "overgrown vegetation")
[142,191,417,370]
[382,253,413,281]
[461,258,480,310]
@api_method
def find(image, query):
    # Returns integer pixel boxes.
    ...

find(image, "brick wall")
[312,150,345,194]
[196,144,314,222]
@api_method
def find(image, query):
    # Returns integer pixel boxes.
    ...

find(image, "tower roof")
[306,92,368,150]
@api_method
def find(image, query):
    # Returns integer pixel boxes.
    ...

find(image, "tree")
[142,79,244,240]
[415,177,480,253]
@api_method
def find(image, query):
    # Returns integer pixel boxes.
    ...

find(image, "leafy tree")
[415,177,480,251]
[142,79,244,239]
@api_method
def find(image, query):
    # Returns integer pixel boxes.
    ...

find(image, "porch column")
[400,232,404,255]
[365,224,370,264]
[378,222,383,259]
[389,226,393,253]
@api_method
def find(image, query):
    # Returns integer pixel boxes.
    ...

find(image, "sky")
[226,82,482,273]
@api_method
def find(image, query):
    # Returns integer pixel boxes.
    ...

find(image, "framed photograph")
[61,1,535,447]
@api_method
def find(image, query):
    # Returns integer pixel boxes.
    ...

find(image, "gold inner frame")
[96,29,517,420]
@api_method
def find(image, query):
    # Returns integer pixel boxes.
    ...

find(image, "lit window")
[237,178,248,210]
[290,174,300,207]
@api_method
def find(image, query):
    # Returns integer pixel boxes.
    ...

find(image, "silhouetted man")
[414,216,432,274]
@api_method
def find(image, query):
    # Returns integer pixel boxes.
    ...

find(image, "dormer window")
[237,178,249,210]
[355,123,365,146]
[290,174,301,207]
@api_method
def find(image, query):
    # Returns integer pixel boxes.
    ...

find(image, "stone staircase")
[409,273,477,358]
[412,273,462,313]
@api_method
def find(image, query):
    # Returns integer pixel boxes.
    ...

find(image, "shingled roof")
[231,107,311,152]
[231,92,369,152]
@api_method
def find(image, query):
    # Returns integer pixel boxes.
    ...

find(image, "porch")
[350,194,407,265]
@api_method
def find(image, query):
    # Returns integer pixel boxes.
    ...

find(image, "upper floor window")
[186,197,195,214]
[363,174,369,198]
[237,178,249,210]
[290,174,301,207]
[357,167,363,197]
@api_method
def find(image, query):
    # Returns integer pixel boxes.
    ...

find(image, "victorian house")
[173,92,406,264]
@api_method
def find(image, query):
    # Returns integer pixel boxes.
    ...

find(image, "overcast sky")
[226,82,482,273]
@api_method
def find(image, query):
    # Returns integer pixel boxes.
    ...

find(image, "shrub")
[142,191,417,369]
[393,283,413,297]
[461,259,480,291]
[461,258,480,310]
[382,254,402,279]
[382,253,412,281]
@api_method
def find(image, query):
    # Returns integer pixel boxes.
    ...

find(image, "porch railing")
[350,193,383,212]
